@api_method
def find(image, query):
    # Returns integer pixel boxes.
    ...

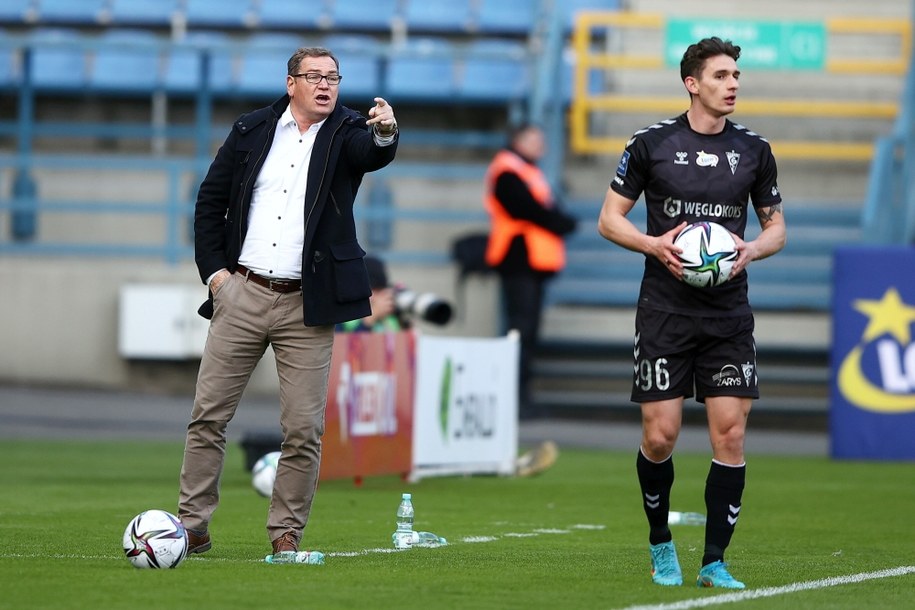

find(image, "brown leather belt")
[235,264,301,293]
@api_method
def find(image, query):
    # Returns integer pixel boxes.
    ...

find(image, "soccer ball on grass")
[122,509,188,569]
[251,450,281,498]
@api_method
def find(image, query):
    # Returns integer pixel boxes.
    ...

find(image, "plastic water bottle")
[264,550,325,565]
[392,492,414,549]
[411,531,447,548]
[668,511,707,526]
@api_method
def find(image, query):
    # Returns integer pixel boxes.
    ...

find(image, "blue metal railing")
[0,30,537,244]
[0,152,202,262]
[0,152,491,264]
[861,0,915,244]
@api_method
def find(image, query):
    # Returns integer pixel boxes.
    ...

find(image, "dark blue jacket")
[194,95,398,326]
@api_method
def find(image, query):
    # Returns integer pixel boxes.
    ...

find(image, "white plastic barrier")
[410,333,519,480]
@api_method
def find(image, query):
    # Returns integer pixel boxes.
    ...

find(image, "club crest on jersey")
[696,151,718,167]
[742,362,755,386]
[674,151,688,165]
[726,150,740,175]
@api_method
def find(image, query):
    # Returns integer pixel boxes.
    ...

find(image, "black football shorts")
[630,308,759,403]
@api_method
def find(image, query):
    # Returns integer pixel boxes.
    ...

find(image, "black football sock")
[702,460,746,566]
[636,448,675,546]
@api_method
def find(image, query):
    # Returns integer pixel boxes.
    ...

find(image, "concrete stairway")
[530,339,830,420]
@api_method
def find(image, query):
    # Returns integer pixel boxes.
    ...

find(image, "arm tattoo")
[758,203,783,223]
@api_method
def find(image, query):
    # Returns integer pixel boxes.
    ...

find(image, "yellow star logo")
[852,287,915,344]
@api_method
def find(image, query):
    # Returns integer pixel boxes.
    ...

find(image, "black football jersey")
[610,113,782,315]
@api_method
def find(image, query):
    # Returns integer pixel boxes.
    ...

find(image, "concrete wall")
[0,257,501,394]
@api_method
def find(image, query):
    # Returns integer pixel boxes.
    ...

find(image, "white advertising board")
[118,284,208,359]
[410,333,519,480]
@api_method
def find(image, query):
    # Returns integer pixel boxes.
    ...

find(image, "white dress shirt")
[238,106,324,280]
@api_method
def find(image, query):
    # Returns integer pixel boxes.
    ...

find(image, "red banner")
[320,331,416,481]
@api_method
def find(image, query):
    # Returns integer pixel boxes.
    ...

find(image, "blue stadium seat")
[88,29,161,95]
[257,0,327,30]
[402,0,473,34]
[323,34,382,55]
[0,0,35,25]
[33,0,106,25]
[108,0,180,27]
[247,32,307,50]
[323,35,382,102]
[0,38,17,89]
[386,37,458,102]
[561,0,621,30]
[184,0,256,30]
[328,0,399,32]
[459,39,530,104]
[236,57,288,99]
[236,33,307,98]
[28,28,89,92]
[476,0,538,34]
[161,43,200,95]
[162,31,233,96]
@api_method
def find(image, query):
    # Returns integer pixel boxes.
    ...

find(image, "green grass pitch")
[1,440,913,609]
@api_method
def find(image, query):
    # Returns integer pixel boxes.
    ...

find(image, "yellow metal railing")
[570,12,911,161]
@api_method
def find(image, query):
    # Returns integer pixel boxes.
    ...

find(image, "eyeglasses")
[291,72,342,85]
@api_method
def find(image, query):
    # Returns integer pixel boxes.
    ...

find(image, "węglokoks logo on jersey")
[663,196,743,220]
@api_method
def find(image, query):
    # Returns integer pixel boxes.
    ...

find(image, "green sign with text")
[666,19,826,70]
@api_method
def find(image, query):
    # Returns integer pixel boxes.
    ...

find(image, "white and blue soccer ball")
[251,451,281,498]
[122,509,188,569]
[674,221,738,288]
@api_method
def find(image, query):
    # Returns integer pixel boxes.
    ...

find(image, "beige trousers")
[178,272,333,545]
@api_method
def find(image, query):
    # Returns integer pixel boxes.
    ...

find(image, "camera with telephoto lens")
[394,286,453,326]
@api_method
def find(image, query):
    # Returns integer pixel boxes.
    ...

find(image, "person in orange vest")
[484,123,577,420]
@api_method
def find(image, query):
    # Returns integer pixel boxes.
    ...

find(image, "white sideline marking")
[327,547,400,557]
[3,553,122,562]
[0,553,263,563]
[0,523,608,563]
[620,566,915,610]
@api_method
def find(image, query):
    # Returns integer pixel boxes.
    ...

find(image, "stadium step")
[529,340,830,419]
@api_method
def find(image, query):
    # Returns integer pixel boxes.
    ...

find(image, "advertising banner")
[830,246,915,460]
[320,331,415,481]
[411,334,519,479]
